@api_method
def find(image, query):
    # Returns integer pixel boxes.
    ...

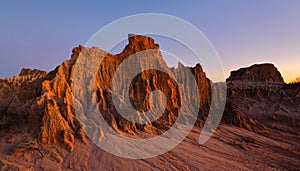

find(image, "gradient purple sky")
[0,1,299,82]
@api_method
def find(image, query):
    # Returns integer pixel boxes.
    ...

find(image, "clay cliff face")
[226,63,284,83]
[72,35,211,139]
[0,34,211,150]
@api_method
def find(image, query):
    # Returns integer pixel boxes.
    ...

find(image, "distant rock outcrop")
[226,63,284,83]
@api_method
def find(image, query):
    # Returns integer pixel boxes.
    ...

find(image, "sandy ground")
[0,124,299,171]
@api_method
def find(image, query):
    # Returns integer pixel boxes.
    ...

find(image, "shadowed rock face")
[226,63,284,83]
[223,80,300,134]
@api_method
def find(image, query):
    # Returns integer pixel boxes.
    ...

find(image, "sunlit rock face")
[0,34,211,149]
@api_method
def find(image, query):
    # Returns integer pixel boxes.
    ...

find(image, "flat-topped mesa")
[226,63,284,83]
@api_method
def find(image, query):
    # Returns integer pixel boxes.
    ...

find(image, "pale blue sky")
[0,1,299,82]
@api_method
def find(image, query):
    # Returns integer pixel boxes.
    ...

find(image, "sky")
[0,0,299,82]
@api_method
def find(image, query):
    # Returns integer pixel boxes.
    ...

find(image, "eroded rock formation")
[0,34,212,150]
[0,34,299,170]
[226,63,284,83]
